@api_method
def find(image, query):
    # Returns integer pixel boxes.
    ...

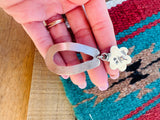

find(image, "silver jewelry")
[45,42,132,76]
[45,18,65,29]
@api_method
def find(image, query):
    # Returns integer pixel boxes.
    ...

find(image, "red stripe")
[108,0,160,35]
[117,19,160,45]
[135,103,160,120]
[119,93,160,120]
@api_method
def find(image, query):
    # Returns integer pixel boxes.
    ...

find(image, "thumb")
[68,0,89,5]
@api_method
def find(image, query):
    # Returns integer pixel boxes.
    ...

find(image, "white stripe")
[106,0,127,9]
[89,114,94,120]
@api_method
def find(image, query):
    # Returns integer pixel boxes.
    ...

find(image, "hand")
[0,0,119,91]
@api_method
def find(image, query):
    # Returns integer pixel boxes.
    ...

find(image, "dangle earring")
[45,42,132,76]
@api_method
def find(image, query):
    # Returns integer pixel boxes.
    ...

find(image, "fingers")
[46,15,86,89]
[23,21,67,74]
[22,21,54,58]
[23,20,86,89]
[84,0,116,49]
[84,0,119,78]
[66,7,109,91]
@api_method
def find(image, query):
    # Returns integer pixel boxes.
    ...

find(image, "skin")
[0,0,119,91]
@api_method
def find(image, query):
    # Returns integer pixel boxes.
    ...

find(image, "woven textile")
[60,0,160,119]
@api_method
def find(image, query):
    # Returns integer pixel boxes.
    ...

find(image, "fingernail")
[98,83,109,91]
[110,72,119,79]
[61,75,69,79]
[78,82,87,89]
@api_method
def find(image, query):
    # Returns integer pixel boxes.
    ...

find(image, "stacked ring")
[46,18,65,29]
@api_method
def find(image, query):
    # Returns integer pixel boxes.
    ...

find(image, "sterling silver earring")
[45,42,132,76]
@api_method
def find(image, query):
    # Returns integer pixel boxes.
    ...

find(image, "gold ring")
[46,18,65,29]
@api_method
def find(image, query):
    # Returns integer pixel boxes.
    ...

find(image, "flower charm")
[108,46,132,72]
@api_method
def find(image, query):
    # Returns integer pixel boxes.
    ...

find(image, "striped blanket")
[61,0,160,119]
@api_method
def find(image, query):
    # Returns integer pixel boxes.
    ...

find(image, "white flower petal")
[120,47,128,54]
[119,64,127,72]
[125,56,132,64]
[109,62,117,70]
[110,46,119,54]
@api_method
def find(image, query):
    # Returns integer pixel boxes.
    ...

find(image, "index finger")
[84,0,119,78]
